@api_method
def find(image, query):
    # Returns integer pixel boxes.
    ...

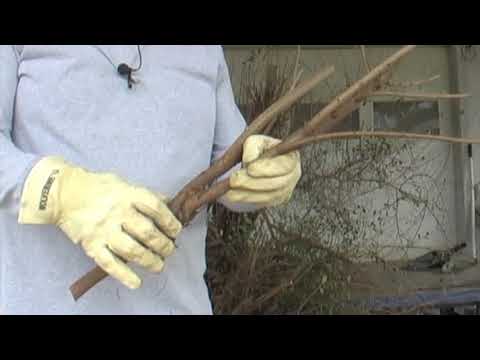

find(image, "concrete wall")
[451,45,480,262]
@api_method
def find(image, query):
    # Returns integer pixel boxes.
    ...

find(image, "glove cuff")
[18,156,70,225]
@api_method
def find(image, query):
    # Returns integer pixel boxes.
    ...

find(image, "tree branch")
[360,45,370,73]
[168,65,335,223]
[371,91,470,100]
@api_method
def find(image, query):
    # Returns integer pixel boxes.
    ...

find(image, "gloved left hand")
[17,156,182,289]
[225,135,302,208]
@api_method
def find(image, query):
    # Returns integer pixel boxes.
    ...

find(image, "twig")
[387,74,442,89]
[233,263,313,314]
[360,45,370,73]
[291,45,302,91]
[296,281,325,314]
[410,75,441,87]
[292,69,304,91]
[265,48,304,135]
[372,91,470,100]
[276,131,480,155]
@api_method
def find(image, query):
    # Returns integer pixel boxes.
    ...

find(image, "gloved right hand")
[18,157,183,289]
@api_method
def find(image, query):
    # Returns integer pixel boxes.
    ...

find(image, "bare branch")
[291,69,304,92]
[290,45,302,91]
[286,131,480,151]
[409,74,441,87]
[372,91,470,100]
[360,45,370,73]
[388,74,441,89]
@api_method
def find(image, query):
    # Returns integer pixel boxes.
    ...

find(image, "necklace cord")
[93,45,143,72]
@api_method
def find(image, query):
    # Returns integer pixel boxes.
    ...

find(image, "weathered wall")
[452,45,480,262]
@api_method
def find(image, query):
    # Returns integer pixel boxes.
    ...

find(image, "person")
[0,45,301,315]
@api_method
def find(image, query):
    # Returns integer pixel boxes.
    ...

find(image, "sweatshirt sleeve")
[0,45,41,217]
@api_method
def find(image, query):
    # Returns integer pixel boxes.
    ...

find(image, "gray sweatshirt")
[0,45,247,314]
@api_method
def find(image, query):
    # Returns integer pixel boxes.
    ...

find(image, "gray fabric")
[0,45,248,314]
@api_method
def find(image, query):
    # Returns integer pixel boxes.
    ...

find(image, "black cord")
[132,45,142,72]
[94,45,116,68]
[93,45,143,89]
[93,45,143,72]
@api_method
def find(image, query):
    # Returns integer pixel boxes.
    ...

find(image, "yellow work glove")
[18,157,182,289]
[225,135,302,208]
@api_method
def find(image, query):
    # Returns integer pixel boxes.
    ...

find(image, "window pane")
[290,103,360,133]
[373,101,440,135]
[329,107,360,132]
